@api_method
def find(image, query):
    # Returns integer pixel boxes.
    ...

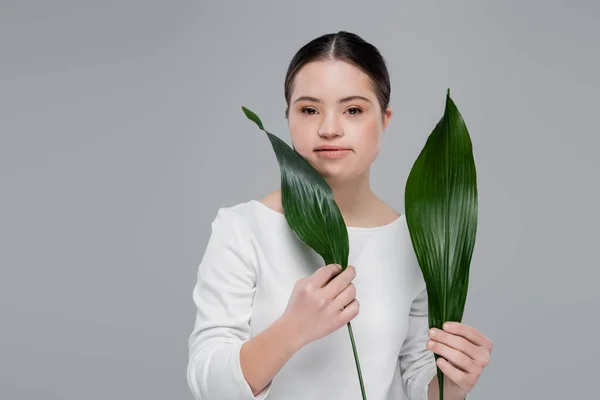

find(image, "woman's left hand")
[426,321,493,397]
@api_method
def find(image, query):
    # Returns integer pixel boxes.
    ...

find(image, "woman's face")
[287,59,392,182]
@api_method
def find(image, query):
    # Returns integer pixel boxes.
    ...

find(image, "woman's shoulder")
[211,199,256,227]
[257,188,284,214]
[210,190,283,233]
[369,198,402,227]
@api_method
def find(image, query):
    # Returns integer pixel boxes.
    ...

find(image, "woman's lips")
[315,149,351,158]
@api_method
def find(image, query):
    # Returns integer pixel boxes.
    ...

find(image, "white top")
[187,199,437,400]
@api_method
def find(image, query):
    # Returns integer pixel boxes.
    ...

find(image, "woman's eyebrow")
[293,95,372,104]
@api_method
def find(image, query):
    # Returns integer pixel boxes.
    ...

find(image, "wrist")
[275,314,306,352]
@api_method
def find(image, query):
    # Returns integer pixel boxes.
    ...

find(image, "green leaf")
[240,106,349,269]
[241,105,366,399]
[404,89,478,400]
[241,106,265,131]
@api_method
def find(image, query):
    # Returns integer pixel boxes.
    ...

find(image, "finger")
[331,283,356,311]
[321,265,356,300]
[428,328,481,361]
[427,340,477,374]
[337,298,359,323]
[308,264,343,289]
[443,322,492,350]
[435,358,473,390]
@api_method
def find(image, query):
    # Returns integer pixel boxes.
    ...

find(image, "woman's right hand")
[280,263,359,348]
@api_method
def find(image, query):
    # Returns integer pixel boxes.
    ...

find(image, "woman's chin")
[304,157,355,182]
[320,169,353,183]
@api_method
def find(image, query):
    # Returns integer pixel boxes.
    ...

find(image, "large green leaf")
[241,106,349,268]
[241,106,367,399]
[404,89,478,400]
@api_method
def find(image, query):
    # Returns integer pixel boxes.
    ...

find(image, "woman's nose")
[318,114,343,138]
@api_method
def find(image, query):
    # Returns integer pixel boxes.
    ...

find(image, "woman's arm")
[187,207,281,400]
[398,286,438,400]
[240,314,304,395]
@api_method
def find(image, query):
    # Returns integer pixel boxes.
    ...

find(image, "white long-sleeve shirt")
[187,199,437,400]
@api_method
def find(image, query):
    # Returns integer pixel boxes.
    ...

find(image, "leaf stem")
[347,321,367,400]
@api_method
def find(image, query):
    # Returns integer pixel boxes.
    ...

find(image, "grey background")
[1,1,598,399]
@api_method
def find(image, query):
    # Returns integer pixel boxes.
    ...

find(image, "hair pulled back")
[284,31,391,119]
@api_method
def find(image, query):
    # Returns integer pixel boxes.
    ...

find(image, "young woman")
[187,31,492,400]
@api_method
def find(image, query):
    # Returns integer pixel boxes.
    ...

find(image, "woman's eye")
[301,107,317,115]
[347,107,362,115]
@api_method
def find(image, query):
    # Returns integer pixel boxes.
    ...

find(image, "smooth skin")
[241,59,492,399]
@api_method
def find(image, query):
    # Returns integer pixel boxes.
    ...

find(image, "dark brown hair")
[284,31,391,119]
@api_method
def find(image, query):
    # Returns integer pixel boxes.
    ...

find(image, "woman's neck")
[325,173,379,225]
[261,170,397,229]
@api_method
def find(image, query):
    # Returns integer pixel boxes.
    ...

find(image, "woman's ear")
[382,107,393,131]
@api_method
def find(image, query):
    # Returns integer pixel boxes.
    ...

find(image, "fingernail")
[443,322,451,330]
[429,329,436,337]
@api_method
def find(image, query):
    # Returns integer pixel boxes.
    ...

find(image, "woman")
[187,31,492,400]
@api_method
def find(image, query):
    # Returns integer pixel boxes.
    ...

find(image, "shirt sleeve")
[398,286,438,400]
[186,207,273,400]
